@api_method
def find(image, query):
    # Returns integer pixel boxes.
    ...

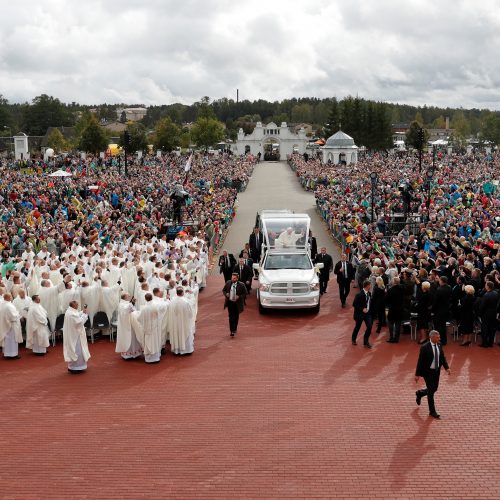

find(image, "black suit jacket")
[478,290,499,321]
[314,253,333,280]
[249,232,264,260]
[352,290,371,320]
[432,284,452,320]
[218,253,236,274]
[334,260,355,283]
[233,263,253,285]
[222,280,247,312]
[415,341,449,377]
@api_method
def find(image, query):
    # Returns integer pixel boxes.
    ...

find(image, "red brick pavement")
[1,277,499,499]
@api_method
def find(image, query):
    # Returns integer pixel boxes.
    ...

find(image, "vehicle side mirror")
[316,263,324,270]
[252,263,260,271]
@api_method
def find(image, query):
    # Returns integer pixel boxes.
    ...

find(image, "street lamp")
[370,172,378,224]
[426,167,435,221]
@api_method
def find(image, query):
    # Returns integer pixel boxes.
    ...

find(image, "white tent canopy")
[48,169,72,177]
[431,139,448,146]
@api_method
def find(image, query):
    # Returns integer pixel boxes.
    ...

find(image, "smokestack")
[236,89,239,103]
[445,116,449,130]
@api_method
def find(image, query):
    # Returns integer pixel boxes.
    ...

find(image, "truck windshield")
[264,254,312,270]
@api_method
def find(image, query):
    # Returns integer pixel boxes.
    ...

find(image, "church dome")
[325,130,355,147]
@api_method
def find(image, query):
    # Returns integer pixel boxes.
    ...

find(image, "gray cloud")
[0,0,499,109]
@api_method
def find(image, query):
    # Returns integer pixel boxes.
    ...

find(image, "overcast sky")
[1,0,499,109]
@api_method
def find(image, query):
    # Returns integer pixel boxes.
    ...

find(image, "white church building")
[321,130,358,165]
[233,121,307,160]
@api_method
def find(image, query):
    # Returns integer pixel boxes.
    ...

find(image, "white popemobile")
[253,211,323,313]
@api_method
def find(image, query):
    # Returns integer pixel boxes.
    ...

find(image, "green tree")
[47,128,68,152]
[451,110,470,138]
[190,117,225,150]
[324,98,340,137]
[78,114,108,152]
[432,115,446,128]
[119,122,147,152]
[480,113,500,146]
[406,120,429,150]
[153,117,181,151]
[291,103,312,123]
[23,94,74,135]
[119,110,127,123]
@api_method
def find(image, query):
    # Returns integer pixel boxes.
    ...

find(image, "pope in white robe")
[275,227,305,248]
[168,288,195,355]
[130,293,162,363]
[0,294,23,359]
[115,295,143,360]
[63,301,91,373]
[26,295,50,355]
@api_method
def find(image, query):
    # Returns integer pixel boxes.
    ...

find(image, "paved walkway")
[219,160,339,260]
[1,164,499,498]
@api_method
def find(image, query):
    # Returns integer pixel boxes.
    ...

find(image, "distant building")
[116,107,147,122]
[234,121,307,160]
[320,130,358,165]
[103,122,127,133]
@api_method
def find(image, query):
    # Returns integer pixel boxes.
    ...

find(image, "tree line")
[1,93,499,153]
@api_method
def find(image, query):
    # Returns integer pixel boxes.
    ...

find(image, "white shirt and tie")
[430,341,439,369]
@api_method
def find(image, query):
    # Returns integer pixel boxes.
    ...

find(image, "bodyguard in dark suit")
[223,273,247,336]
[478,281,499,348]
[333,253,355,307]
[415,330,450,418]
[385,277,405,343]
[218,250,237,282]
[308,230,318,260]
[351,280,373,348]
[314,247,333,295]
[233,258,253,292]
[248,227,264,263]
[432,276,452,345]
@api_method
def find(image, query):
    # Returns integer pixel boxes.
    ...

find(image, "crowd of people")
[290,152,500,348]
[0,152,257,369]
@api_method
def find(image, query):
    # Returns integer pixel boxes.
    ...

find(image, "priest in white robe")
[26,295,51,355]
[168,288,195,355]
[0,293,23,359]
[63,301,91,373]
[115,294,142,360]
[39,280,64,332]
[131,293,162,363]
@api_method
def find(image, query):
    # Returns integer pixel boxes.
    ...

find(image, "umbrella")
[49,169,72,177]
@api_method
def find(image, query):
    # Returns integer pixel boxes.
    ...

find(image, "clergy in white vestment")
[26,295,50,355]
[168,288,195,355]
[131,293,162,363]
[63,301,91,373]
[152,288,170,347]
[274,227,305,248]
[39,280,64,332]
[79,281,100,328]
[115,294,143,360]
[59,281,80,315]
[0,294,23,359]
[99,280,121,324]
[13,289,32,322]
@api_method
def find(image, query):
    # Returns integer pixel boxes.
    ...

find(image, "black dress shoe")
[230,332,235,337]
[364,343,373,349]
[387,338,396,343]
[351,341,357,346]
[429,412,441,419]
[416,391,422,406]
[479,344,488,348]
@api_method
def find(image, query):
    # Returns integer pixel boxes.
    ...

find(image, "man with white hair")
[63,301,91,373]
[26,294,51,355]
[0,293,23,359]
[275,226,305,248]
